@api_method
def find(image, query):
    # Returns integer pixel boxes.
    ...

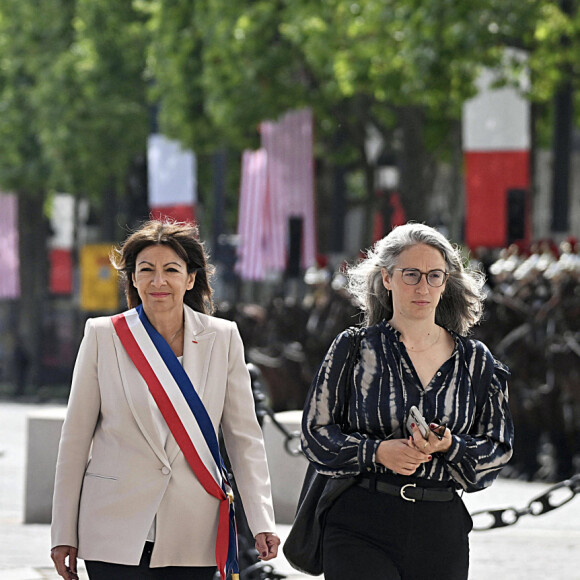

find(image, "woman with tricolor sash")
[51,220,279,580]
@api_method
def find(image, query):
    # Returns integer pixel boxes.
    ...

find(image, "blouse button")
[437,372,442,376]
[161,466,171,475]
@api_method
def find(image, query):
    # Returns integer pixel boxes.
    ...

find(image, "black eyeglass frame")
[394,268,449,287]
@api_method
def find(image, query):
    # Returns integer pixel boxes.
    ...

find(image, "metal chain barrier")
[265,412,303,456]
[471,474,580,531]
[247,362,302,457]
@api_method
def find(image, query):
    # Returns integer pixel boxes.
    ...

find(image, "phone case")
[406,405,430,439]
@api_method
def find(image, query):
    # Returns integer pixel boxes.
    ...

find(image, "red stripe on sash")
[112,313,230,577]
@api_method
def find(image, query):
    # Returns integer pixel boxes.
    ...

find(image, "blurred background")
[0,0,579,486]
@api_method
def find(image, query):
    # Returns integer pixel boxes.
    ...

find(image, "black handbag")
[283,328,362,576]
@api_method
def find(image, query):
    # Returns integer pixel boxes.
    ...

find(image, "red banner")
[464,151,530,248]
[50,248,73,295]
[150,205,196,224]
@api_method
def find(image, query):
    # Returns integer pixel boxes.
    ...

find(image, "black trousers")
[322,475,472,580]
[85,542,216,580]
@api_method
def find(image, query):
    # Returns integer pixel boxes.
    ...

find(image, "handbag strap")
[339,327,363,428]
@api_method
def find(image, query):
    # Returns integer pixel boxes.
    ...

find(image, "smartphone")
[406,405,430,440]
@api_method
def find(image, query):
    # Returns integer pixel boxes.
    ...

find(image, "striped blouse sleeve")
[301,330,380,477]
[443,342,514,492]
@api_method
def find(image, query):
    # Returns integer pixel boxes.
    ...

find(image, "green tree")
[0,0,150,387]
[146,0,566,245]
[0,0,75,387]
[36,0,150,230]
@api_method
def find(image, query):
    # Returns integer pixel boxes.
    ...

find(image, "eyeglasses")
[395,268,449,287]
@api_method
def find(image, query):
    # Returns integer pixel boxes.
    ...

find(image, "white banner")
[147,134,197,207]
[462,49,530,152]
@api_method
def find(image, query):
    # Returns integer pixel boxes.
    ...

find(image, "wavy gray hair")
[345,223,485,335]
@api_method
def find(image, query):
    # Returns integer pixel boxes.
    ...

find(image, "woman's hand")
[376,438,432,475]
[50,545,79,580]
[409,423,452,455]
[255,531,280,561]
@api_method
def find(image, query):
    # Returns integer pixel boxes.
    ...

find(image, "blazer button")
[161,466,171,475]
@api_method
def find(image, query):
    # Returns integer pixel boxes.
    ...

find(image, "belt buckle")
[400,483,416,502]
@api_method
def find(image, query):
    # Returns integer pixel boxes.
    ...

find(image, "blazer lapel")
[166,306,216,464]
[113,332,170,468]
[182,308,216,400]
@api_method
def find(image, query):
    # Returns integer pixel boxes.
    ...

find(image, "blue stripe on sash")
[137,305,223,471]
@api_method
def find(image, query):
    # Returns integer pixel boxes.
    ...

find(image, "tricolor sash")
[112,305,239,580]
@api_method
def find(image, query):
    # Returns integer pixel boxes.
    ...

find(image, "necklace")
[403,326,442,353]
[167,324,184,345]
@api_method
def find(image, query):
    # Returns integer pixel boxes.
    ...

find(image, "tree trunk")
[448,120,465,242]
[362,158,375,247]
[398,107,429,222]
[17,192,50,391]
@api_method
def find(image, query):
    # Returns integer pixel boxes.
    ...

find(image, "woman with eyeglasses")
[300,223,514,580]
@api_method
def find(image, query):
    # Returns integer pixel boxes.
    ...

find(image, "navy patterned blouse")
[301,320,514,492]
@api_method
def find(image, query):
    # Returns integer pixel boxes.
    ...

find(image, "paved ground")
[1,400,579,579]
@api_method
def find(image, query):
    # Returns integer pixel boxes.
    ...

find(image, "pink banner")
[0,193,19,299]
[236,109,317,280]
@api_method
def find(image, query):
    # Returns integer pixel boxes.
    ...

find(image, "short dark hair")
[111,220,215,314]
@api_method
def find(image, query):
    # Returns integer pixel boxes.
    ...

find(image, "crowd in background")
[474,237,580,482]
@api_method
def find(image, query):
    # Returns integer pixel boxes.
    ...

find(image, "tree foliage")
[0,0,578,224]
[0,0,577,385]
[0,0,149,200]
[145,0,578,226]
[0,0,151,385]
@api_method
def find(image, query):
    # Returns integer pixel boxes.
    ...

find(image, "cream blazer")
[51,305,276,567]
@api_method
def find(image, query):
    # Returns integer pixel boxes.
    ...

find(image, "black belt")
[357,478,455,502]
